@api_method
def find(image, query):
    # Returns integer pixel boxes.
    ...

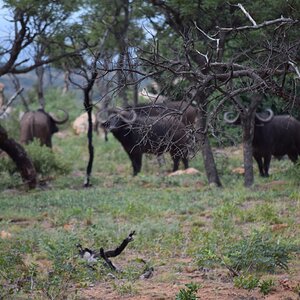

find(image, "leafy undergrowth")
[0,131,300,299]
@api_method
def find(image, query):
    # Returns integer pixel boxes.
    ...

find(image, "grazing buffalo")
[101,108,191,175]
[224,109,300,177]
[20,108,69,148]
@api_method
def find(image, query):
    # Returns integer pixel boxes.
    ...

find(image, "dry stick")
[0,88,24,117]
[103,231,135,258]
[79,231,136,271]
[99,231,135,270]
[99,248,117,271]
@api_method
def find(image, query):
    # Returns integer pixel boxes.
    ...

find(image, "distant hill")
[0,67,66,97]
[0,67,152,106]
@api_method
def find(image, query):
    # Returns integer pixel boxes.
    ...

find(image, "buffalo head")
[101,108,137,132]
[223,108,274,125]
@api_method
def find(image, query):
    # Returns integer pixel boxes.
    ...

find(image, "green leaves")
[176,282,201,300]
[226,230,296,273]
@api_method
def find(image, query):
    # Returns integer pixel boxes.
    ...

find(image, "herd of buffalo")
[17,100,300,178]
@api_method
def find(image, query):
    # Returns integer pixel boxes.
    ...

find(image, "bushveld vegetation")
[0,90,299,299]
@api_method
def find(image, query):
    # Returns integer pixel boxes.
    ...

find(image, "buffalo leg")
[182,157,189,169]
[288,153,298,163]
[128,152,142,176]
[253,154,265,177]
[170,153,180,172]
[45,139,52,148]
[263,155,271,177]
[172,157,180,171]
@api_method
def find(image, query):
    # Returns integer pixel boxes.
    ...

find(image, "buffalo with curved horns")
[20,108,69,148]
[101,108,192,175]
[224,109,300,177]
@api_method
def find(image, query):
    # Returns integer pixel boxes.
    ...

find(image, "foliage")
[234,275,275,294]
[225,230,296,273]
[0,139,71,177]
[26,140,72,176]
[233,274,260,290]
[28,88,82,125]
[284,161,300,185]
[175,282,201,300]
[259,278,275,295]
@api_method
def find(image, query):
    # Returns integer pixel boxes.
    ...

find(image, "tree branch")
[217,16,297,32]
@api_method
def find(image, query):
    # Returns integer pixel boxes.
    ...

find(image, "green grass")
[0,103,300,298]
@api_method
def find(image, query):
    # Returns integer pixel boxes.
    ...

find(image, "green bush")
[259,278,275,295]
[176,282,201,300]
[225,230,296,273]
[0,139,71,177]
[285,161,300,185]
[25,140,71,176]
[233,274,260,290]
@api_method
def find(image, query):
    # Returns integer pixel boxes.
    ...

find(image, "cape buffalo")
[224,109,300,177]
[20,108,69,148]
[101,108,191,175]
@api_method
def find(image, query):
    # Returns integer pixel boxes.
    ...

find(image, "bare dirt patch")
[79,256,300,300]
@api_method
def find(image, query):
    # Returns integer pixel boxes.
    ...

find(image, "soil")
[79,256,300,300]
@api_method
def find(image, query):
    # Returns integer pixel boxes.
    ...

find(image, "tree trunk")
[197,105,222,187]
[117,52,129,106]
[0,125,37,189]
[36,65,45,109]
[62,69,70,94]
[83,91,94,187]
[133,84,139,106]
[83,68,98,187]
[0,85,4,108]
[241,115,255,187]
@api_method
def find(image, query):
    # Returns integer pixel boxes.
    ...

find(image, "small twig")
[77,231,136,271]
[0,88,24,117]
[288,60,300,79]
[99,248,117,271]
[236,3,257,26]
[193,21,220,52]
[104,231,135,258]
[217,16,296,32]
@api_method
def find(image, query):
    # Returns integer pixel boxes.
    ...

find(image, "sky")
[0,1,13,38]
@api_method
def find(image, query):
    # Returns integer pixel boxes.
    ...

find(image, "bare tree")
[144,0,300,187]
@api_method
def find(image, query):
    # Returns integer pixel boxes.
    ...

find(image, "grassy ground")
[0,125,300,299]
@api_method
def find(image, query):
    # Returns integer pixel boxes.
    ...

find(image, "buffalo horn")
[118,109,137,124]
[255,108,274,122]
[51,109,69,124]
[223,111,240,124]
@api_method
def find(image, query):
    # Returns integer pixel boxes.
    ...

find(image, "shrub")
[25,140,71,176]
[176,282,201,300]
[259,278,275,295]
[225,230,296,273]
[0,140,71,177]
[233,274,260,290]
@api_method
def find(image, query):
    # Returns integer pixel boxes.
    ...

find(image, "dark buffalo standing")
[20,108,69,148]
[101,109,191,175]
[224,109,300,177]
